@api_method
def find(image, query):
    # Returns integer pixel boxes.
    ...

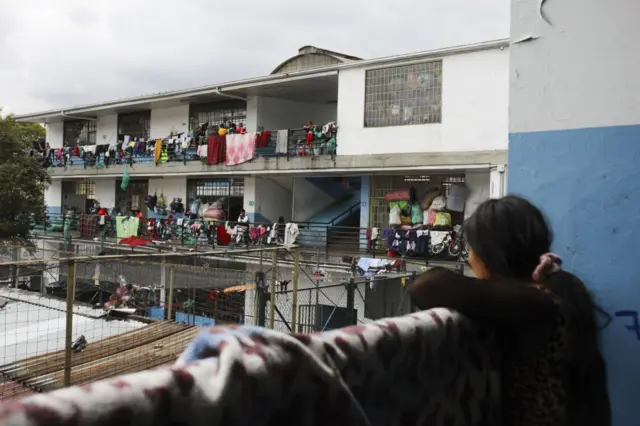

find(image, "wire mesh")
[0,244,288,402]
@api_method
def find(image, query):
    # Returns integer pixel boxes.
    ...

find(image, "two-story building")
[15,39,509,247]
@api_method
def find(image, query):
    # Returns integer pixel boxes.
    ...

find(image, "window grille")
[364,60,442,127]
[63,120,97,146]
[118,111,151,139]
[189,101,247,131]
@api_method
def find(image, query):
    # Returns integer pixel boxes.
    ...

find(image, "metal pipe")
[269,250,277,328]
[167,267,175,320]
[214,88,247,101]
[63,258,76,387]
[291,247,300,333]
[61,111,97,121]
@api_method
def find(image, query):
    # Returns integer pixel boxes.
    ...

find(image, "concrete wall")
[150,105,189,139]
[94,179,116,209]
[509,1,640,424]
[45,122,63,148]
[254,177,293,223]
[254,96,337,130]
[96,114,118,145]
[45,181,62,215]
[292,178,338,222]
[337,48,509,156]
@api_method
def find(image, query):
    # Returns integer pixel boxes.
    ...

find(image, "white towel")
[276,130,289,154]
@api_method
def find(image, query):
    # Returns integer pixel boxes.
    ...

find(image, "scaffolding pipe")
[291,247,300,333]
[63,258,77,387]
[269,250,277,328]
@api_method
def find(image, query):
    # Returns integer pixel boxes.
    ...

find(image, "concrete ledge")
[47,150,507,179]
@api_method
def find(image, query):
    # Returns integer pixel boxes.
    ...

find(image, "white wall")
[94,179,116,208]
[256,96,337,130]
[337,48,509,155]
[464,171,490,219]
[45,122,64,148]
[96,114,118,145]
[147,177,187,204]
[45,181,62,213]
[245,97,259,132]
[150,105,189,139]
[255,177,293,223]
[292,178,336,222]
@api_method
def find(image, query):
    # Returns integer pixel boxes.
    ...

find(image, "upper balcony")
[17,40,510,179]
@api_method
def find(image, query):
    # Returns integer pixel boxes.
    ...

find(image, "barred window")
[118,111,151,139]
[76,180,96,199]
[189,101,247,131]
[63,120,97,146]
[364,61,442,127]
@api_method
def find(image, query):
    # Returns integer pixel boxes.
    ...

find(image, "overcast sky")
[0,0,508,115]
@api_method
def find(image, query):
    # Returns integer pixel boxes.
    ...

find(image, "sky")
[0,0,509,115]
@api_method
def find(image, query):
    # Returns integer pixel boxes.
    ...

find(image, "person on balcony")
[409,195,611,426]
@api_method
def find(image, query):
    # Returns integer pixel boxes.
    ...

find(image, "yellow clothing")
[218,128,227,136]
[154,139,163,165]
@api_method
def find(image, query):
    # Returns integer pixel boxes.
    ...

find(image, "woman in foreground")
[410,195,611,426]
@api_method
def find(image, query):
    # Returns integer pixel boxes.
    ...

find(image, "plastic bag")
[411,204,423,225]
[429,196,446,211]
[389,205,401,226]
[434,211,452,227]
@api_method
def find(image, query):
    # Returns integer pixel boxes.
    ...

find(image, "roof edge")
[15,38,509,121]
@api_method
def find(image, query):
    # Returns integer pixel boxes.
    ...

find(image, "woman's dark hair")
[465,195,611,424]
[464,195,552,279]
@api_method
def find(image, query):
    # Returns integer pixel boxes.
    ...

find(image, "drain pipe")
[61,111,97,121]
[214,87,247,101]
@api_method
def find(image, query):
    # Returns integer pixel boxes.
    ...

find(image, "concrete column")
[509,0,640,423]
[464,171,490,219]
[488,165,506,200]
[243,177,257,221]
[45,181,62,215]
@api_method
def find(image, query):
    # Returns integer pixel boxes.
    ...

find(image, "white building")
[16,40,509,245]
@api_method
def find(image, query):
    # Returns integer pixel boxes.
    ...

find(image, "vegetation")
[0,110,50,241]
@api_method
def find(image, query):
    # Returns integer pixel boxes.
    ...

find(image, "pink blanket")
[225,133,256,166]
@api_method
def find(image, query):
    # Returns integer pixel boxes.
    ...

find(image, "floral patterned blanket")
[0,308,500,426]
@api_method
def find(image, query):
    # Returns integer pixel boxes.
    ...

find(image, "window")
[189,101,247,131]
[187,178,244,220]
[76,180,96,199]
[63,120,97,146]
[118,111,151,139]
[364,60,442,127]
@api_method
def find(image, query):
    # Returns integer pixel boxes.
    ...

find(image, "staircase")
[326,205,361,254]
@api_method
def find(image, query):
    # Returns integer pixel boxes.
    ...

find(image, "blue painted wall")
[509,125,640,424]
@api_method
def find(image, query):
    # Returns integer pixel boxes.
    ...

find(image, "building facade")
[17,40,509,244]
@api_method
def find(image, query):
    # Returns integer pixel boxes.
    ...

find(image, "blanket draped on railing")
[0,308,500,426]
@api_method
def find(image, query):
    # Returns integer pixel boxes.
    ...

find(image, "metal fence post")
[291,246,300,333]
[160,257,167,311]
[11,247,20,288]
[269,249,277,329]
[167,267,175,321]
[345,277,356,325]
[63,258,77,387]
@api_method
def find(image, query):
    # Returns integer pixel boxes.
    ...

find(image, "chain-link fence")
[0,244,295,402]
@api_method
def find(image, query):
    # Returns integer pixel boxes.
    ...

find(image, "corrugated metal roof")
[0,321,197,401]
[0,288,147,365]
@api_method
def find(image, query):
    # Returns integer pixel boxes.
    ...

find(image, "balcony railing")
[30,213,466,266]
[35,127,337,170]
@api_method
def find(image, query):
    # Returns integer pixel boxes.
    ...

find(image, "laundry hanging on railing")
[207,134,227,165]
[284,222,299,245]
[225,133,256,166]
[0,309,500,426]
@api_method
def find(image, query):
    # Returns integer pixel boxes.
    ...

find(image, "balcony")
[38,127,338,177]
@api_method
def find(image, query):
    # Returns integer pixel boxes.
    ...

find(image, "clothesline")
[0,308,500,426]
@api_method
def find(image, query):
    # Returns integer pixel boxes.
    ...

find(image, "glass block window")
[189,101,247,131]
[63,120,97,146]
[118,111,151,139]
[364,60,442,127]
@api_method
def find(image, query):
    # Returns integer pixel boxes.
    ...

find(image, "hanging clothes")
[116,216,140,239]
[255,130,271,148]
[154,140,163,165]
[225,133,256,166]
[276,130,288,154]
[284,223,299,245]
[207,135,227,165]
